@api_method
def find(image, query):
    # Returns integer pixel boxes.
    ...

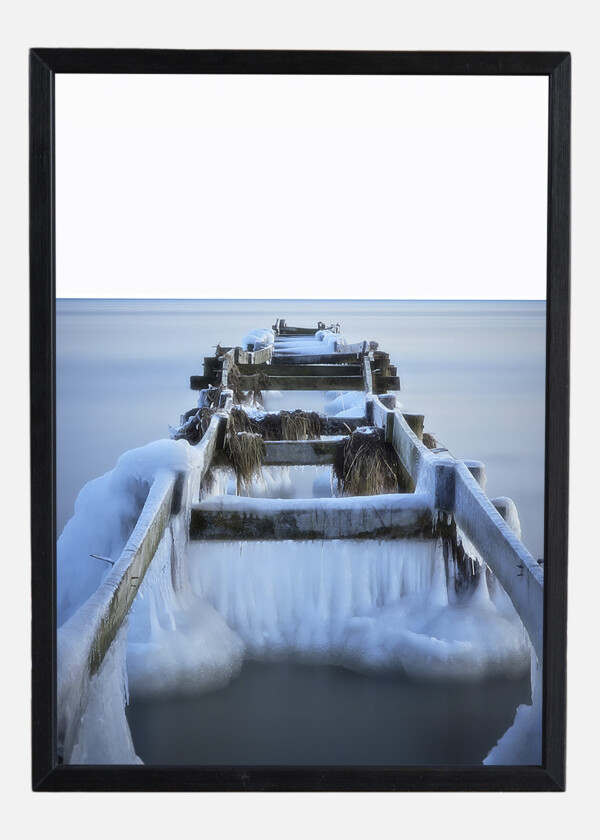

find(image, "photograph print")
[31,51,569,790]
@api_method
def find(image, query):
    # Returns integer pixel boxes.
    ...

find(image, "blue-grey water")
[56,298,546,559]
[127,661,530,766]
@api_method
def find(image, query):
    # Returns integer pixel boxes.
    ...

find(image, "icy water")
[56,298,546,558]
[127,661,531,766]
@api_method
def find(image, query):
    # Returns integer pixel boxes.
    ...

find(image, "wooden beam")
[190,494,434,541]
[402,413,424,440]
[234,345,274,365]
[271,353,379,366]
[191,373,399,393]
[236,363,364,377]
[212,438,343,468]
[277,326,319,335]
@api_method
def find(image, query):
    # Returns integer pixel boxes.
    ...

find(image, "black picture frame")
[30,48,570,792]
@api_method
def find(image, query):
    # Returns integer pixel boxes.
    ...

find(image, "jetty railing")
[56,411,224,755]
[371,396,544,660]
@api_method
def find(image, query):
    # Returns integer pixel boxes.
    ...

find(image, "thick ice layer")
[66,625,142,765]
[126,527,245,699]
[57,439,203,626]
[323,391,365,417]
[240,328,275,351]
[188,539,531,682]
[274,330,340,354]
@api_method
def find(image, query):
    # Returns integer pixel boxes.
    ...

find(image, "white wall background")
[1,0,597,836]
[56,74,548,300]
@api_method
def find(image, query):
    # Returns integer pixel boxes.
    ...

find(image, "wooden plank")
[191,373,399,393]
[372,375,400,394]
[235,345,274,365]
[237,375,366,391]
[211,438,343,468]
[202,356,222,380]
[236,363,364,377]
[402,413,424,440]
[190,494,434,541]
[271,353,378,366]
[362,354,374,394]
[262,439,342,465]
[277,326,318,335]
[340,340,379,354]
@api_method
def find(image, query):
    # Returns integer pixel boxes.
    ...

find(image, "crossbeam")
[211,438,343,468]
[271,353,376,365]
[190,374,400,393]
[232,363,364,377]
[190,494,434,541]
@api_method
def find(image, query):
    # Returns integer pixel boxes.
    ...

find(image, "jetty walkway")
[56,319,544,759]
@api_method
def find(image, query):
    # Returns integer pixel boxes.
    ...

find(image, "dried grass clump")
[280,409,321,441]
[225,407,322,442]
[333,428,401,496]
[226,362,270,406]
[171,406,217,445]
[422,432,437,449]
[247,371,270,405]
[200,465,218,498]
[225,409,266,494]
[225,361,247,405]
[202,385,225,409]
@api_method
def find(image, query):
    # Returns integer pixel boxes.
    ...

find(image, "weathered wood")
[191,374,399,393]
[277,326,319,335]
[190,494,434,541]
[234,345,274,365]
[235,363,364,377]
[403,413,424,440]
[340,340,379,354]
[212,438,343,468]
[263,439,341,465]
[202,356,222,379]
[378,394,397,410]
[362,354,374,394]
[271,353,380,366]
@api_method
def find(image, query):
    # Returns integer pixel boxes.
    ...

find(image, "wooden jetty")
[56,319,544,756]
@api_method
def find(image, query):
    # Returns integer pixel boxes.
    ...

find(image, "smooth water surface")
[127,661,531,766]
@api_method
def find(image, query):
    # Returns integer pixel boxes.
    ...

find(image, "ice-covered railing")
[369,394,544,763]
[56,412,224,762]
[371,395,544,662]
[230,327,276,365]
[273,323,379,358]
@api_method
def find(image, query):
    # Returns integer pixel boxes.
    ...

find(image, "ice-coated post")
[434,462,456,513]
[463,460,487,489]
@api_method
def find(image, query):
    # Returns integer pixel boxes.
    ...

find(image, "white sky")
[56,74,548,300]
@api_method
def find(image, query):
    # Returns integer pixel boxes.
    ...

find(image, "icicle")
[187,538,531,682]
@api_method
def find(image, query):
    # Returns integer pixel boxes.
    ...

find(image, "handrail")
[56,412,224,754]
[372,395,544,660]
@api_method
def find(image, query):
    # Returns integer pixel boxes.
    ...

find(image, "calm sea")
[56,298,546,559]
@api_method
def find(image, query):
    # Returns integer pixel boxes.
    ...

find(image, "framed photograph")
[30,49,570,791]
